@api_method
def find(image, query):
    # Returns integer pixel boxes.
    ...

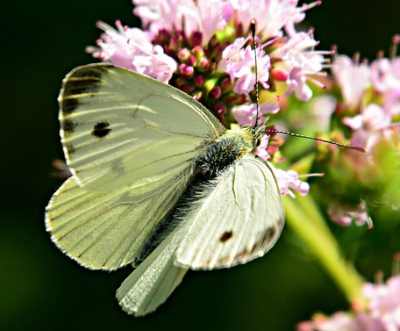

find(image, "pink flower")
[332,55,371,109]
[311,313,356,331]
[219,38,271,94]
[343,104,392,151]
[220,3,327,102]
[232,103,279,127]
[195,0,232,44]
[371,58,400,94]
[309,95,337,131]
[354,314,386,331]
[133,0,230,44]
[371,58,400,116]
[287,67,313,101]
[274,32,324,73]
[298,276,400,331]
[274,168,310,197]
[228,0,320,38]
[132,45,178,82]
[255,134,271,161]
[343,104,391,132]
[384,90,400,117]
[272,32,327,101]
[300,312,385,331]
[363,276,400,331]
[88,21,177,83]
[328,201,373,228]
[298,311,386,331]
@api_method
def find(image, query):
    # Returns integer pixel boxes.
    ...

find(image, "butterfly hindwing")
[45,166,192,270]
[175,155,285,270]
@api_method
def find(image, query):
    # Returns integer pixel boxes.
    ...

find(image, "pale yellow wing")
[116,229,188,316]
[45,166,191,270]
[58,64,224,190]
[176,155,285,270]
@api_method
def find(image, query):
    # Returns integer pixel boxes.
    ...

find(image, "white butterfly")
[45,64,284,316]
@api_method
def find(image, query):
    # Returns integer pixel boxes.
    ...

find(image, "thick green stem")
[283,195,364,303]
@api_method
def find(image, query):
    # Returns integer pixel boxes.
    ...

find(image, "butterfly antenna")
[265,127,366,152]
[250,19,260,130]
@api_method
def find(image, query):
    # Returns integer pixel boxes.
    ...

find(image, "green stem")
[283,195,364,303]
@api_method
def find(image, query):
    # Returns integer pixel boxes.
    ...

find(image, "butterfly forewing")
[175,155,285,270]
[58,64,224,190]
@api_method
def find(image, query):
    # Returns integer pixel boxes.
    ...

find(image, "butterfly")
[45,63,285,316]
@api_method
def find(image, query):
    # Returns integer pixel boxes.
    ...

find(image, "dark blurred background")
[5,1,400,330]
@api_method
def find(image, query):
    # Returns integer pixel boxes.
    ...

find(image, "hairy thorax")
[195,127,255,180]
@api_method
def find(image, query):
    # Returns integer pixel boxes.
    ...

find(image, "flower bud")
[192,46,205,59]
[179,64,194,77]
[188,55,197,66]
[178,48,191,62]
[271,69,289,81]
[194,75,205,87]
[210,86,222,99]
[198,58,210,71]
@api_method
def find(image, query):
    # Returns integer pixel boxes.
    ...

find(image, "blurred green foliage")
[5,1,400,331]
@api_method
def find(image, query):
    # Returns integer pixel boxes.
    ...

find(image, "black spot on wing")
[60,65,111,115]
[63,77,101,95]
[265,227,276,241]
[72,67,104,79]
[92,121,111,138]
[62,119,77,133]
[220,231,233,243]
[61,97,79,114]
[73,64,114,78]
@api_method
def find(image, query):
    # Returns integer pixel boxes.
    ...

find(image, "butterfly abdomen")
[134,137,244,265]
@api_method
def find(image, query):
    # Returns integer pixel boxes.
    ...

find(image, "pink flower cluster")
[88,0,324,198]
[332,53,400,152]
[89,21,177,83]
[298,275,400,331]
[133,0,231,44]
[275,168,310,197]
[219,38,272,95]
[328,201,373,228]
[325,49,400,226]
